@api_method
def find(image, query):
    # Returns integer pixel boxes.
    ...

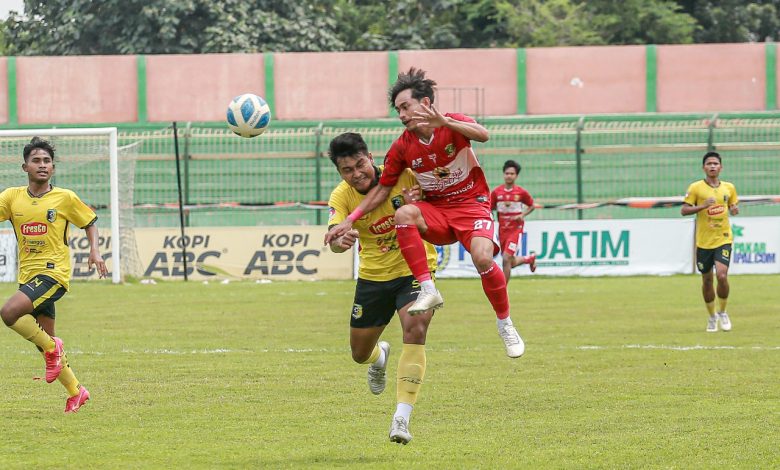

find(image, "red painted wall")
[0,58,7,124]
[657,43,765,112]
[16,56,137,124]
[2,44,776,125]
[274,51,388,120]
[526,46,646,115]
[146,53,265,122]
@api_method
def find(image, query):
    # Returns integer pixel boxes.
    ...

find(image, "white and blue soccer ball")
[226,93,271,138]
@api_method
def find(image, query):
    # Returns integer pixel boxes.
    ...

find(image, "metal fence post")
[707,113,719,151]
[575,116,586,220]
[315,122,325,225]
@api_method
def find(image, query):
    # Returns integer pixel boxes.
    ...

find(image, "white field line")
[577,344,780,351]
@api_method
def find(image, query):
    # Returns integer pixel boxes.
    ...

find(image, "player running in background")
[325,68,524,358]
[327,132,437,445]
[490,159,537,282]
[0,137,107,413]
[681,151,739,332]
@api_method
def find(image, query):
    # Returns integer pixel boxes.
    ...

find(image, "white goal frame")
[0,127,121,284]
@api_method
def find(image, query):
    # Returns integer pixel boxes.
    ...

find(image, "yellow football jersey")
[0,186,97,289]
[683,180,738,249]
[328,167,437,282]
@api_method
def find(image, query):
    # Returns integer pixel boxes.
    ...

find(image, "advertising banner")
[729,217,780,274]
[436,218,695,277]
[0,229,16,282]
[68,226,353,281]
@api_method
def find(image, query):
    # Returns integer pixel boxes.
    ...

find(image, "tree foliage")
[1,0,776,55]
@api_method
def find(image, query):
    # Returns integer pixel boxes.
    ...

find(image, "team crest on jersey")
[433,166,450,179]
[328,206,336,217]
[391,195,404,209]
[351,304,363,320]
[445,143,455,157]
[46,209,57,223]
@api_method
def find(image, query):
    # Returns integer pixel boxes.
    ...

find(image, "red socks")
[479,262,510,319]
[395,224,432,282]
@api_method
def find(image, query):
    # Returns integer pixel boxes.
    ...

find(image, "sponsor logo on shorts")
[697,261,704,271]
[721,248,730,258]
[351,304,363,320]
[21,222,47,236]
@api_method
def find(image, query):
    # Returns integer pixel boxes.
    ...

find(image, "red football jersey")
[490,184,534,230]
[379,113,490,202]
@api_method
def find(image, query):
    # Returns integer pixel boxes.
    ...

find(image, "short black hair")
[503,160,521,173]
[388,67,437,108]
[328,132,369,166]
[23,137,55,162]
[702,151,721,165]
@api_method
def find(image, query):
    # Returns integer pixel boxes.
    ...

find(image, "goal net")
[0,128,141,283]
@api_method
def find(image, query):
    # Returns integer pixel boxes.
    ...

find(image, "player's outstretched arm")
[85,224,108,279]
[329,228,359,253]
[412,104,489,142]
[324,184,393,244]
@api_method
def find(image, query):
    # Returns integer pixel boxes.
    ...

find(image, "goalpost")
[0,127,128,284]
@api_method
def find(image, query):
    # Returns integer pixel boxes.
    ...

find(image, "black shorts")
[350,275,422,328]
[19,274,67,319]
[696,244,732,273]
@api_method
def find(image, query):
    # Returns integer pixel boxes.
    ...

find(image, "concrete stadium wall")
[146,53,266,122]
[1,43,777,126]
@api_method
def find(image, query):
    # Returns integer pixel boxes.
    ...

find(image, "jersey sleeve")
[0,189,11,222]
[520,188,534,206]
[65,191,98,228]
[728,183,739,206]
[379,141,408,188]
[327,186,348,227]
[683,183,698,206]
[489,188,497,210]
[397,168,418,193]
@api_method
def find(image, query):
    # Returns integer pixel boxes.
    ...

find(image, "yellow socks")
[705,301,716,316]
[9,314,55,351]
[58,354,81,397]
[397,343,426,406]
[361,344,381,365]
[717,297,728,313]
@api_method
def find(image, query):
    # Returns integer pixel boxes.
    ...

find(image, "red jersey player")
[490,160,537,282]
[325,68,524,358]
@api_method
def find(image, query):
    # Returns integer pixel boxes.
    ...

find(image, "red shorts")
[415,199,499,256]
[498,229,524,257]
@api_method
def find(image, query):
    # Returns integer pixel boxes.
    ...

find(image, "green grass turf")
[0,275,777,469]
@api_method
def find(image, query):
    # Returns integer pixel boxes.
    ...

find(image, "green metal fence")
[121,114,780,227]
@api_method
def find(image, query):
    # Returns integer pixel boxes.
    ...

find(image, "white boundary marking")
[577,344,780,351]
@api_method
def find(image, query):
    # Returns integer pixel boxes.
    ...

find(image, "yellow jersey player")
[682,151,739,333]
[0,137,108,413]
[326,132,437,445]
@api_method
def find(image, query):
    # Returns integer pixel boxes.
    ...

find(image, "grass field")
[0,275,777,469]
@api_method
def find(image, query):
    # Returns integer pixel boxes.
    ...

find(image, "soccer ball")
[226,93,271,138]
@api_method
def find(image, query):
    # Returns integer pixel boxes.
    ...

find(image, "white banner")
[0,228,16,282]
[729,217,780,274]
[436,218,695,277]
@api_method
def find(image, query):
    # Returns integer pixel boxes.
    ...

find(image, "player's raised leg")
[351,326,389,395]
[395,205,443,314]
[1,291,64,381]
[470,237,525,358]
